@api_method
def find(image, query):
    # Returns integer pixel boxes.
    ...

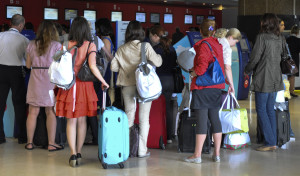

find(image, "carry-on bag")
[219,93,249,134]
[98,90,129,169]
[276,104,290,147]
[223,132,251,150]
[177,75,211,153]
[33,108,67,148]
[134,95,167,149]
[177,110,211,153]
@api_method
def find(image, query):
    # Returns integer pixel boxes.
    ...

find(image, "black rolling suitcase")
[177,109,211,154]
[276,101,290,147]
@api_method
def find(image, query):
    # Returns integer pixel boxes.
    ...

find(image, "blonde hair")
[226,28,242,40]
[214,28,228,38]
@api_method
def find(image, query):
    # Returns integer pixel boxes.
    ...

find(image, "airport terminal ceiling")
[74,0,239,8]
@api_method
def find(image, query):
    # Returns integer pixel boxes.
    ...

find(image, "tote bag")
[219,93,249,134]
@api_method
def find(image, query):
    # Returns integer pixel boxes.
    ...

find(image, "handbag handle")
[219,93,240,112]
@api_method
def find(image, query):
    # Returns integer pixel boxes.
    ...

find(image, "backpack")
[135,42,162,103]
[48,42,77,90]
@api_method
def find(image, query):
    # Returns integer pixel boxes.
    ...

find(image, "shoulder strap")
[201,40,217,61]
[94,35,99,50]
[141,42,147,63]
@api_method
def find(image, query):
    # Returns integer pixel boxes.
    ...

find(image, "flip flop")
[48,144,64,152]
[25,143,34,150]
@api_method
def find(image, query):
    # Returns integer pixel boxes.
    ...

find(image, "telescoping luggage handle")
[102,88,108,113]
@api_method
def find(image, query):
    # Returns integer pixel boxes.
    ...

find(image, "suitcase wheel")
[119,163,124,169]
[102,163,108,169]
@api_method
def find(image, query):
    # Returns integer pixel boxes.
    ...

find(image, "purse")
[281,42,299,75]
[173,67,185,93]
[77,42,105,82]
[195,41,225,86]
[219,93,249,134]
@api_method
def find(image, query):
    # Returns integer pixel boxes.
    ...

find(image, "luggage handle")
[102,88,107,113]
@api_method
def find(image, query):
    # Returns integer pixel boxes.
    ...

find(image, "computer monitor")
[6,6,23,19]
[184,15,193,24]
[44,8,58,20]
[207,16,215,20]
[136,12,146,23]
[65,9,78,21]
[150,13,160,23]
[196,15,204,25]
[84,10,96,21]
[164,14,173,24]
[111,11,122,22]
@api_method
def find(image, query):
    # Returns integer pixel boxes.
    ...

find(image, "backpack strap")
[94,35,99,50]
[141,42,147,64]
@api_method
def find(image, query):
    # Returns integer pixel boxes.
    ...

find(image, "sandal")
[48,144,64,152]
[25,143,34,150]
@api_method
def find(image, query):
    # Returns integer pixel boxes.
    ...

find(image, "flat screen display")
[207,16,215,20]
[84,10,96,21]
[65,9,77,20]
[44,8,58,20]
[184,15,193,24]
[150,13,160,23]
[196,15,204,24]
[164,14,173,24]
[111,11,122,22]
[136,12,146,23]
[6,6,23,19]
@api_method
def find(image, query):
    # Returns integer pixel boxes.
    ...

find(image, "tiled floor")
[1,93,300,176]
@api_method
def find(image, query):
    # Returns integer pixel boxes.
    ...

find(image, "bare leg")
[188,134,206,159]
[212,133,222,156]
[67,118,77,155]
[76,116,87,154]
[26,105,40,148]
[45,107,62,150]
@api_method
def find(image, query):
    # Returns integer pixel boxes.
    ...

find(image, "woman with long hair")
[184,19,224,163]
[111,20,162,157]
[55,16,109,167]
[149,25,178,143]
[245,13,284,151]
[25,21,63,151]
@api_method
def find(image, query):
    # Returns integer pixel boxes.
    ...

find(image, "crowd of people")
[0,12,299,168]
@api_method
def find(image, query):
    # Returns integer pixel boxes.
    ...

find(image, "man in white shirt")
[0,14,29,144]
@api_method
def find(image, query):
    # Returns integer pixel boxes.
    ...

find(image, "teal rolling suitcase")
[98,91,129,169]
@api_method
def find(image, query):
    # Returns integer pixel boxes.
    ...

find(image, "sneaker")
[212,156,220,162]
[138,152,150,158]
[184,156,202,164]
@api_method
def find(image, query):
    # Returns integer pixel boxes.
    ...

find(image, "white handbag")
[48,43,77,90]
[219,93,249,134]
[135,42,162,103]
